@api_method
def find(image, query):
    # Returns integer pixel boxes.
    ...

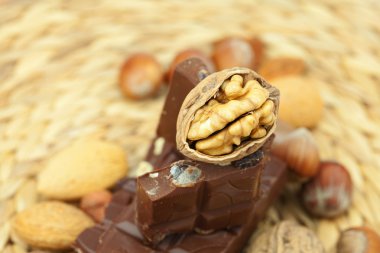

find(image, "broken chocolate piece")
[138,59,275,244]
[137,140,271,244]
[145,139,184,170]
[146,58,210,168]
[157,58,211,145]
[74,156,287,253]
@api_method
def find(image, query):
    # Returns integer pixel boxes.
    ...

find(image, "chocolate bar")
[157,58,210,143]
[137,58,269,243]
[146,58,210,168]
[75,156,287,253]
[137,140,271,244]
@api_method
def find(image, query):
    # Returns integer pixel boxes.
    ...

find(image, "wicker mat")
[1,0,380,252]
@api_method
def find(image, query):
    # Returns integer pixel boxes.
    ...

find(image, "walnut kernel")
[187,74,275,156]
[177,68,279,164]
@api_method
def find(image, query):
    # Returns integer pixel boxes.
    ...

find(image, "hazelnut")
[301,161,353,218]
[259,57,306,80]
[270,76,323,128]
[166,49,215,82]
[212,37,258,70]
[118,53,163,99]
[249,37,265,68]
[337,227,380,253]
[272,128,320,178]
[80,190,112,222]
[275,119,295,136]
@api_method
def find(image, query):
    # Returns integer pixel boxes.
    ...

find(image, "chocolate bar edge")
[74,156,287,253]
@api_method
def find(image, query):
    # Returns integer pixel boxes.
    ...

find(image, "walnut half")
[176,67,279,165]
[247,221,325,253]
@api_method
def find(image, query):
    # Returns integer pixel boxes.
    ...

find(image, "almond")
[259,57,306,80]
[37,139,127,200]
[80,190,112,222]
[270,76,323,127]
[12,201,94,250]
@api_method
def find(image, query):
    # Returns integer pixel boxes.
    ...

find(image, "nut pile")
[114,37,368,253]
[273,124,354,219]
[117,36,323,129]
[11,139,128,250]
[9,34,376,253]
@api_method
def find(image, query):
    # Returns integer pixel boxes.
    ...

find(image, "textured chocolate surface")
[156,58,210,145]
[137,142,271,243]
[74,156,287,253]
[74,59,287,252]
[139,58,272,243]
[146,58,209,168]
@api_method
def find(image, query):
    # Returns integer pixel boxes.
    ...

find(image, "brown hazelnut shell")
[176,67,279,165]
[337,226,380,253]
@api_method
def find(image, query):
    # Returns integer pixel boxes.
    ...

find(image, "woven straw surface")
[1,0,380,252]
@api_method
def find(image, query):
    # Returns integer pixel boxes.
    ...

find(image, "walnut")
[247,221,325,253]
[176,67,279,165]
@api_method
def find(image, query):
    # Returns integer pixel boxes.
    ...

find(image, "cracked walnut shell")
[247,221,325,253]
[176,67,279,165]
